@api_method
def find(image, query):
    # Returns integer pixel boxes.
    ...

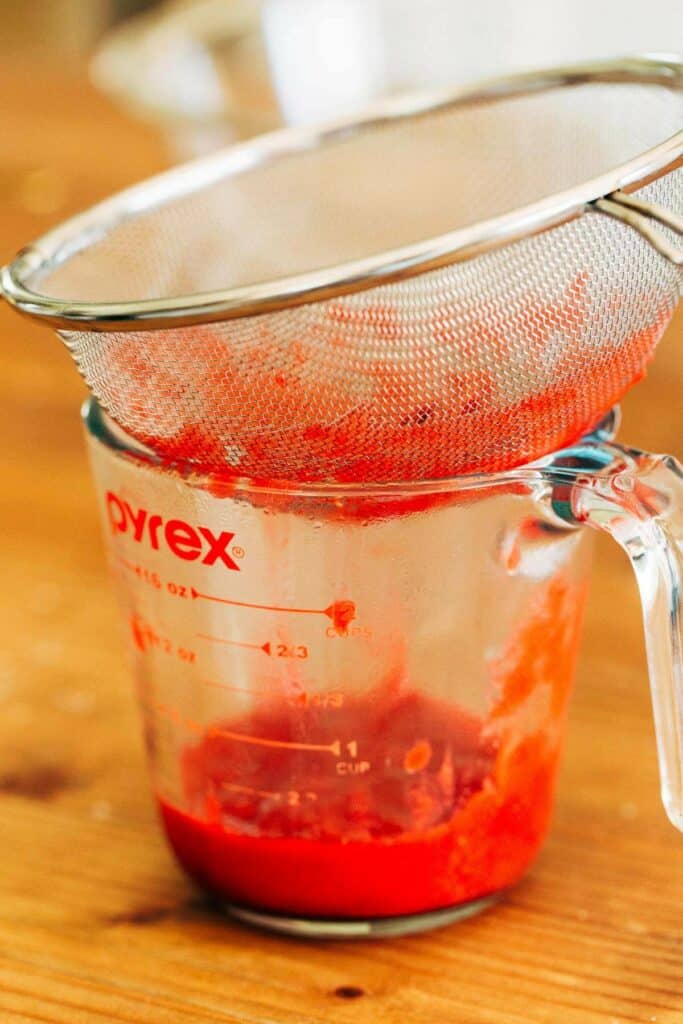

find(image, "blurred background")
[5,0,683,159]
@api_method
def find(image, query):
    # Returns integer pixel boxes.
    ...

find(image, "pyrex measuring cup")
[84,400,683,937]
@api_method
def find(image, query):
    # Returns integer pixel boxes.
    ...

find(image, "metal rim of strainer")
[2,53,683,332]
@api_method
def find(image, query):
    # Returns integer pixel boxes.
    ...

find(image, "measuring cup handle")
[547,440,683,830]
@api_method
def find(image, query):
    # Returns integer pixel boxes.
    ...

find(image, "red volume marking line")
[114,567,355,633]
[197,633,270,654]
[220,781,282,801]
[202,679,271,698]
[206,725,341,757]
[191,586,332,618]
[115,555,139,573]
[155,697,341,756]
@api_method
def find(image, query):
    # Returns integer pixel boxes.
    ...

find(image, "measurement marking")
[192,586,327,616]
[151,698,344,755]
[198,633,268,654]
[219,781,282,801]
[207,725,341,757]
[114,568,356,635]
[115,555,138,573]
[198,635,308,659]
[202,678,270,697]
[191,588,356,634]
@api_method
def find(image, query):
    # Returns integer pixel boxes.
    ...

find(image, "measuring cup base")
[223,893,502,940]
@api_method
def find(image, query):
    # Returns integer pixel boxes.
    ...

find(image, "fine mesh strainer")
[3,56,683,482]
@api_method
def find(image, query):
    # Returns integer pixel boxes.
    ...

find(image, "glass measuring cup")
[84,400,683,938]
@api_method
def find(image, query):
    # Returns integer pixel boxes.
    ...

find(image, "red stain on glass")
[158,575,587,919]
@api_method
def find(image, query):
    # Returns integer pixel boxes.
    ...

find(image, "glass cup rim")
[83,398,619,499]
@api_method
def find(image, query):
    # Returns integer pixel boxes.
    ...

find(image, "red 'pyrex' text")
[105,491,240,570]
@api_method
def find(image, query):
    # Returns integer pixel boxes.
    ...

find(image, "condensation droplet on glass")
[497,527,521,575]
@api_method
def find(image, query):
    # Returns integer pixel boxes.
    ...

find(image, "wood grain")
[1,56,683,1024]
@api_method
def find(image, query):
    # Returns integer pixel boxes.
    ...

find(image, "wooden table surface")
[1,58,683,1024]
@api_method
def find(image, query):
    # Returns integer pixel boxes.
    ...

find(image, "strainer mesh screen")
[26,79,683,480]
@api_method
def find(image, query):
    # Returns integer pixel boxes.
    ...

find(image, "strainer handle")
[592,190,683,266]
[548,441,683,830]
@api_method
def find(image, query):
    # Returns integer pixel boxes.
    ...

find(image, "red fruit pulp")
[107,286,666,483]
[157,576,586,919]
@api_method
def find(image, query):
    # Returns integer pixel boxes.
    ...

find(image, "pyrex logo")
[106,491,241,571]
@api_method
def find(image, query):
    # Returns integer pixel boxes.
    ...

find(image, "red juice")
[157,576,586,919]
[104,286,664,484]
